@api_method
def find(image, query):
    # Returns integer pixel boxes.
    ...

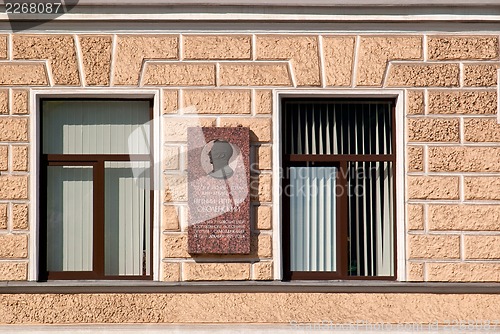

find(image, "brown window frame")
[38,98,154,281]
[281,98,397,281]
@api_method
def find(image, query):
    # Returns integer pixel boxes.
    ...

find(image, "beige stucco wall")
[0,33,499,283]
[0,292,500,325]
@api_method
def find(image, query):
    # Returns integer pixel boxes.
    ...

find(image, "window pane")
[284,101,392,155]
[289,166,337,272]
[42,100,150,154]
[104,161,151,276]
[348,161,394,276]
[47,166,93,272]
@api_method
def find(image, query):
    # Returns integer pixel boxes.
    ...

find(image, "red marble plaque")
[187,127,250,254]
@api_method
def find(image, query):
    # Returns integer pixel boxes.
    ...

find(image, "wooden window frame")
[281,98,397,281]
[38,99,154,281]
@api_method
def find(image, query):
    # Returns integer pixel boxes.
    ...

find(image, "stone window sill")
[1,281,500,294]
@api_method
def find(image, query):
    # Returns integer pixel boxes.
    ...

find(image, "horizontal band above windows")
[22,0,500,6]
[45,155,151,162]
[2,282,500,294]
[285,154,395,162]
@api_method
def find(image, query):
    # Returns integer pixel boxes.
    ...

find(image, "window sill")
[1,280,500,294]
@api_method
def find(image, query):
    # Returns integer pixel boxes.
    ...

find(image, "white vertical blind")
[290,167,337,272]
[46,166,93,272]
[285,101,394,276]
[285,101,391,156]
[42,100,150,155]
[348,161,393,276]
[105,161,151,276]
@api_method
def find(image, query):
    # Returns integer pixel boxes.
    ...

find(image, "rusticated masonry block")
[163,146,179,171]
[0,118,28,141]
[162,262,180,282]
[219,117,271,142]
[407,118,459,142]
[0,90,7,114]
[407,262,424,282]
[163,90,178,114]
[407,91,424,115]
[143,63,215,86]
[464,177,500,200]
[253,261,273,280]
[408,234,460,259]
[254,90,273,114]
[0,64,48,86]
[79,36,112,86]
[219,63,292,87]
[250,174,272,202]
[428,91,496,115]
[13,35,80,85]
[429,147,500,172]
[183,35,252,60]
[0,234,28,258]
[162,205,180,231]
[183,262,251,281]
[429,205,500,231]
[12,145,29,171]
[464,64,498,87]
[256,36,320,86]
[162,234,189,258]
[12,204,28,230]
[0,35,6,59]
[0,176,28,200]
[464,118,500,142]
[323,36,355,87]
[407,176,459,200]
[0,204,7,229]
[114,35,178,85]
[0,262,27,281]
[407,204,424,231]
[164,117,216,142]
[386,63,459,87]
[255,234,272,258]
[255,205,272,230]
[427,263,500,282]
[428,36,499,60]
[164,174,187,202]
[407,146,423,172]
[183,90,251,114]
[12,90,28,115]
[256,145,272,170]
[0,146,7,171]
[465,236,500,259]
[357,36,422,86]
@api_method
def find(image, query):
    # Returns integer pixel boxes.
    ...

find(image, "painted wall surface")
[0,292,500,324]
[0,33,499,285]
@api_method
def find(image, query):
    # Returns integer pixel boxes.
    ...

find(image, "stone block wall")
[0,33,498,282]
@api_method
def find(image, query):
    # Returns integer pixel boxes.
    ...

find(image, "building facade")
[1,0,500,325]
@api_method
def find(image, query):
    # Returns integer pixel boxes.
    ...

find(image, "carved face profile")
[207,140,234,179]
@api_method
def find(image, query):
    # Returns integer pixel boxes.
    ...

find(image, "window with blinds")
[40,99,153,280]
[282,98,396,280]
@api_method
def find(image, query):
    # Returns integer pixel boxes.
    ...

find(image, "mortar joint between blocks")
[351,35,361,88]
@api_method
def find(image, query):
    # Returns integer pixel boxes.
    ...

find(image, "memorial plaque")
[187,127,250,254]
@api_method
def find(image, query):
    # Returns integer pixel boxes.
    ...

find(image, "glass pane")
[283,101,393,155]
[289,166,337,272]
[42,100,150,155]
[47,166,93,272]
[104,161,151,276]
[348,161,394,276]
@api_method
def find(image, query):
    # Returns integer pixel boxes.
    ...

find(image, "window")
[281,98,396,280]
[39,99,153,280]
